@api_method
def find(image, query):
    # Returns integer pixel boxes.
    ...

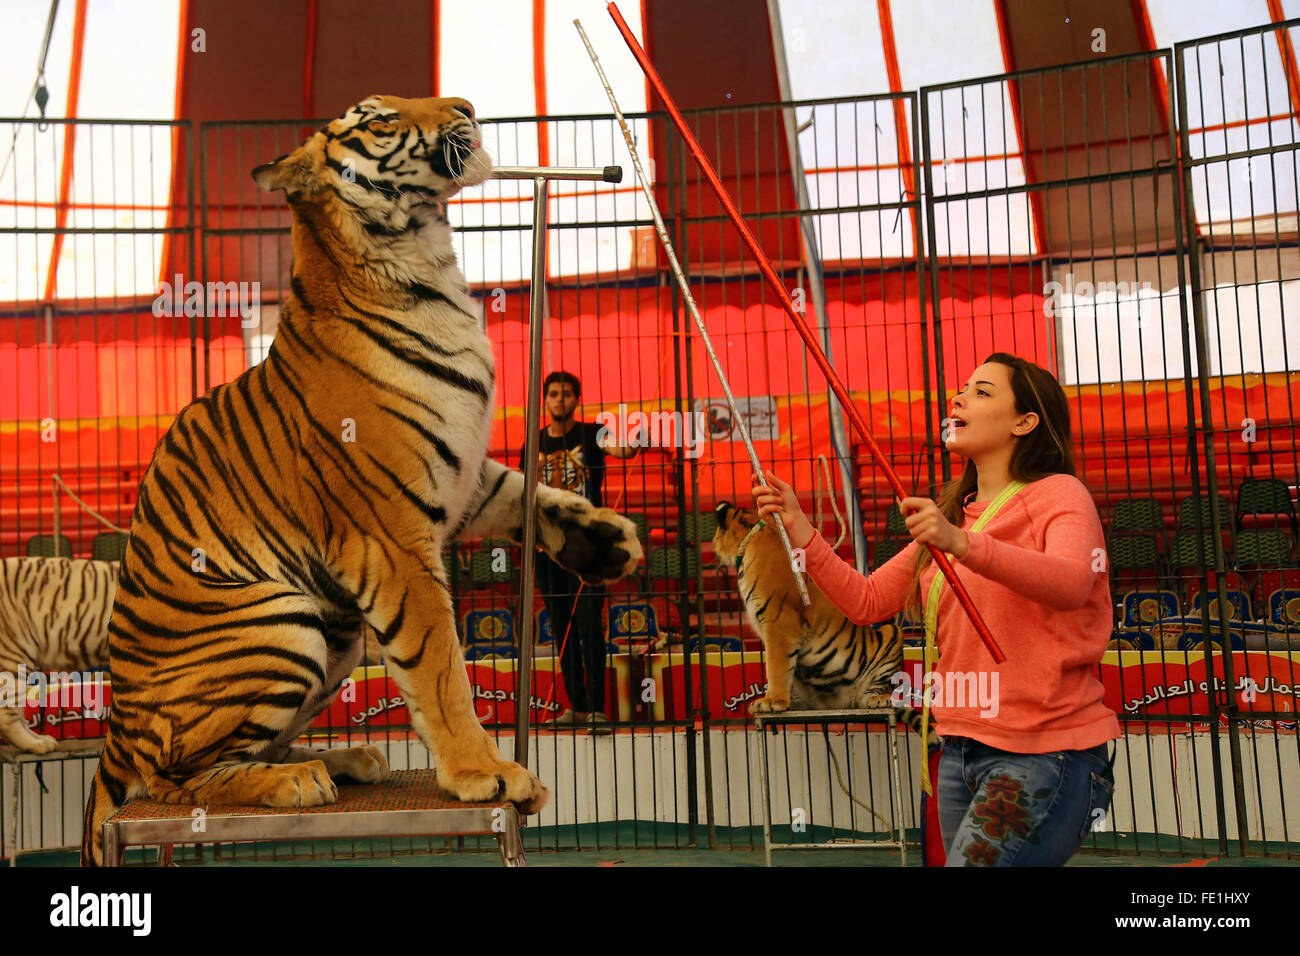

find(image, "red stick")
[606,2,1005,663]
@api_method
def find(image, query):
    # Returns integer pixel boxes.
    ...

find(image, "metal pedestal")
[100,768,527,867]
[1,738,106,866]
[755,708,908,866]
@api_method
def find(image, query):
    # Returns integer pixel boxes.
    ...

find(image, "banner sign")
[695,396,779,442]
[644,648,1300,730]
[17,657,636,740]
[16,649,1297,741]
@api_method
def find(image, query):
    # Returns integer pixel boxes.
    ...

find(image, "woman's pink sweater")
[801,473,1121,753]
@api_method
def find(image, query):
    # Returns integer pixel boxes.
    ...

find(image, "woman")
[752,352,1119,866]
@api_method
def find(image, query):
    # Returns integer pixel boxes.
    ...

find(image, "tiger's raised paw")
[437,760,549,814]
[749,695,790,716]
[538,495,642,585]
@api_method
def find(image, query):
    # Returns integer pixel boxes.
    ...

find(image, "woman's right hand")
[750,470,815,549]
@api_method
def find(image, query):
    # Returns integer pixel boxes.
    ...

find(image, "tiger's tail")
[897,707,923,734]
[80,736,140,867]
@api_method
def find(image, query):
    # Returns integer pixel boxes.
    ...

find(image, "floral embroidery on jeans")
[970,773,1032,841]
[962,837,1000,866]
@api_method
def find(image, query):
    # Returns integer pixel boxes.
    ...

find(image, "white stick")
[575,18,811,606]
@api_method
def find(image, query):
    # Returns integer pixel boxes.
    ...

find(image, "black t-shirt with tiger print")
[520,421,606,508]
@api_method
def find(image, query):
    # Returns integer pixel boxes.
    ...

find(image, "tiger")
[0,557,117,753]
[80,94,643,866]
[713,501,919,727]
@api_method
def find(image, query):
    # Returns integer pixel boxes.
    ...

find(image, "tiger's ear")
[251,150,313,194]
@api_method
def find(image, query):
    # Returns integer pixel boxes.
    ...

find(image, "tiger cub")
[713,502,917,725]
[0,557,116,753]
[81,95,642,865]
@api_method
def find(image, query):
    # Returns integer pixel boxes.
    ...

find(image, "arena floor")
[14,834,1300,868]
[16,847,1300,866]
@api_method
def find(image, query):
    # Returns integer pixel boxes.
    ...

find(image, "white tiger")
[0,557,117,753]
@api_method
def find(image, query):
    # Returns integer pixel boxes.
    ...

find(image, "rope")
[51,474,128,534]
[823,726,893,832]
[0,0,60,184]
[812,453,847,550]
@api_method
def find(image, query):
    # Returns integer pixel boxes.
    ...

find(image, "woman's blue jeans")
[936,735,1115,866]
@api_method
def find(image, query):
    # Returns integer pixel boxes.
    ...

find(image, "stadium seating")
[1112,497,1167,536]
[626,512,650,545]
[872,536,908,570]
[468,539,516,586]
[1108,628,1156,651]
[91,531,129,562]
[1108,533,1160,590]
[1176,630,1247,652]
[1177,493,1232,532]
[885,502,908,535]
[1235,477,1298,534]
[1256,569,1300,610]
[684,512,717,544]
[1267,588,1300,630]
[1184,571,1247,607]
[463,609,515,645]
[648,546,700,581]
[609,602,659,643]
[465,644,519,662]
[1119,590,1180,628]
[25,534,73,557]
[1188,589,1252,622]
[1235,529,1294,569]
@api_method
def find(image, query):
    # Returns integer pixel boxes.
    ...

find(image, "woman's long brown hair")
[902,352,1077,614]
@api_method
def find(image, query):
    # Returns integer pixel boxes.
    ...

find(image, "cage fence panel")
[920,48,1236,859]
[1,28,1298,863]
[1173,19,1300,859]
[1,116,196,862]
[671,92,932,852]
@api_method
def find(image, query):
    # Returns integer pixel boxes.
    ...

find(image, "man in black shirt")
[521,371,637,733]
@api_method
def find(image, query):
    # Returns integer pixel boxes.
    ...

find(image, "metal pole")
[919,91,953,488]
[575,18,811,605]
[765,0,868,573]
[44,303,59,548]
[513,176,548,771]
[500,163,621,766]
[492,165,621,182]
[606,2,1003,661]
[1172,40,1249,856]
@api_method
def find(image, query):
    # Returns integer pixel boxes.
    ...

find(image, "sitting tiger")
[0,557,117,753]
[81,94,643,865]
[713,501,918,726]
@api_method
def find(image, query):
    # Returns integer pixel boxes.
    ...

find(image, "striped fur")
[0,557,116,753]
[714,502,919,727]
[80,95,642,865]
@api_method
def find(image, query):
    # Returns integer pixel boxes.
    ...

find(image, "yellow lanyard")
[919,480,1025,795]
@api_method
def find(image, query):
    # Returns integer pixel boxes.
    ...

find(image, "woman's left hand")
[899,496,969,558]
